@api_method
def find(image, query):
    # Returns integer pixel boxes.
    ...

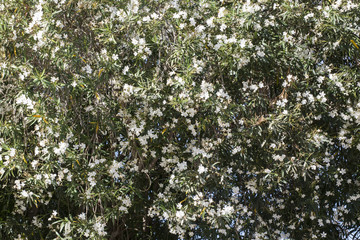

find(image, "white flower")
[195,25,206,33]
[101,48,107,55]
[32,7,43,24]
[206,17,215,28]
[54,142,68,155]
[221,205,234,215]
[198,164,207,174]
[150,13,159,19]
[138,38,145,45]
[21,190,29,198]
[179,11,187,19]
[59,142,68,152]
[176,210,185,219]
[218,7,227,18]
[131,38,138,45]
[122,66,129,75]
[257,50,265,57]
[239,39,247,48]
[162,211,169,220]
[93,220,106,236]
[142,16,151,22]
[9,148,16,157]
[16,94,35,110]
[177,162,187,171]
[112,54,119,60]
[123,197,132,207]
[51,210,58,217]
[83,64,92,74]
[32,160,39,168]
[123,84,135,96]
[78,212,86,220]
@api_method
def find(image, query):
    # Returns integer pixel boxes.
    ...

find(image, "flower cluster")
[0,0,360,239]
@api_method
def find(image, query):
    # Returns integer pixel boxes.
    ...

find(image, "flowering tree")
[1,0,360,239]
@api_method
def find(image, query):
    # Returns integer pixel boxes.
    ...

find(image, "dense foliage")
[1,0,360,239]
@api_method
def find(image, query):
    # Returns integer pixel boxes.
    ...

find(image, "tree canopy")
[1,0,360,239]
